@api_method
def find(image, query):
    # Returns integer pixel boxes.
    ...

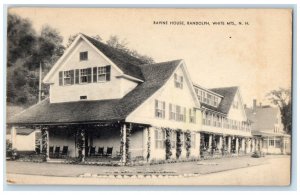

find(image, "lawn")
[5,155,277,177]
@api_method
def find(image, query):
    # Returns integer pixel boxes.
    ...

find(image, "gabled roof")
[8,60,182,125]
[245,107,280,131]
[201,86,238,114]
[82,34,145,81]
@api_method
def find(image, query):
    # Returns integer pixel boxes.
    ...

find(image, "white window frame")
[97,66,107,82]
[80,69,88,83]
[174,73,183,89]
[155,100,165,119]
[63,70,71,85]
[189,108,196,123]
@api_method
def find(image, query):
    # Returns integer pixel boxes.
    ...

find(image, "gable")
[227,89,247,121]
[125,61,201,130]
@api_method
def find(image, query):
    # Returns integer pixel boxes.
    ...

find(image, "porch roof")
[7,59,181,125]
[252,130,290,137]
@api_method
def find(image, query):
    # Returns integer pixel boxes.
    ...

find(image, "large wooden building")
[7,34,260,164]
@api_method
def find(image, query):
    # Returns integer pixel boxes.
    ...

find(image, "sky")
[8,8,292,107]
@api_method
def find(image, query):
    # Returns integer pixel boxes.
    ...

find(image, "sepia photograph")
[5,7,293,186]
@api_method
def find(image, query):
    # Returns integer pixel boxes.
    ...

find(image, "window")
[155,129,165,149]
[176,106,186,122]
[207,113,212,126]
[63,70,72,85]
[155,100,165,118]
[80,96,87,100]
[207,94,212,105]
[202,112,206,125]
[203,91,207,103]
[174,73,183,89]
[80,51,88,61]
[80,69,88,83]
[269,140,275,147]
[169,104,176,120]
[213,96,218,107]
[191,133,196,149]
[189,108,196,123]
[217,116,221,127]
[97,67,107,82]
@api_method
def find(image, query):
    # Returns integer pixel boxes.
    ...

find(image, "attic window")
[80,51,88,61]
[174,73,183,89]
[80,96,87,100]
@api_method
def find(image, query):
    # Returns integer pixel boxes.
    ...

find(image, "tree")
[7,13,64,107]
[267,88,292,134]
[106,35,155,64]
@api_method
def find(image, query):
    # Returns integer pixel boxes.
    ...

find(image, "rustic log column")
[41,126,49,160]
[200,133,205,158]
[10,126,17,149]
[227,136,232,153]
[241,138,245,153]
[208,134,213,155]
[82,129,86,162]
[146,126,151,162]
[120,123,127,164]
[235,137,239,154]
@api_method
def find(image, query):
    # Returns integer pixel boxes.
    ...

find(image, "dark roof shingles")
[204,86,239,114]
[8,60,181,125]
[82,34,145,81]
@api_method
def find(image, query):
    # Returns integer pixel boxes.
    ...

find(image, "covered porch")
[9,122,150,165]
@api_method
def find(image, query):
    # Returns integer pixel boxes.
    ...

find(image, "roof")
[7,60,182,125]
[82,34,145,81]
[201,86,238,114]
[245,107,280,131]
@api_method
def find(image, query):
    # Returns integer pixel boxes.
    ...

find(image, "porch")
[10,122,149,165]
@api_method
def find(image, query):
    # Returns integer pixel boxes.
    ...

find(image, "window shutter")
[59,71,63,86]
[93,67,97,83]
[70,70,75,85]
[75,69,79,84]
[106,65,111,81]
[87,68,92,83]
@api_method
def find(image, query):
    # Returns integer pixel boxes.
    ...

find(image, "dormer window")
[80,51,88,61]
[174,73,183,89]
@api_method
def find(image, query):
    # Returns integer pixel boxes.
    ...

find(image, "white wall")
[126,64,201,132]
[14,133,36,151]
[227,91,247,121]
[49,38,138,103]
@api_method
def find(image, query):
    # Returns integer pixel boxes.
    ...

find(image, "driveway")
[6,155,290,185]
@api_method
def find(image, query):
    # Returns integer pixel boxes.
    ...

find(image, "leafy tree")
[7,13,64,107]
[267,88,292,134]
[106,35,155,64]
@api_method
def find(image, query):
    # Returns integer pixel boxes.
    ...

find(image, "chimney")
[244,104,247,109]
[259,102,262,108]
[253,99,257,111]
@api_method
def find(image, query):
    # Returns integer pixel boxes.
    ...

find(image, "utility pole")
[38,61,42,102]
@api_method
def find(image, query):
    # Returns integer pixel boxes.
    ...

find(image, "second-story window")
[155,100,165,119]
[174,73,183,89]
[189,108,196,123]
[98,67,107,82]
[63,70,72,85]
[80,51,88,61]
[80,69,88,83]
